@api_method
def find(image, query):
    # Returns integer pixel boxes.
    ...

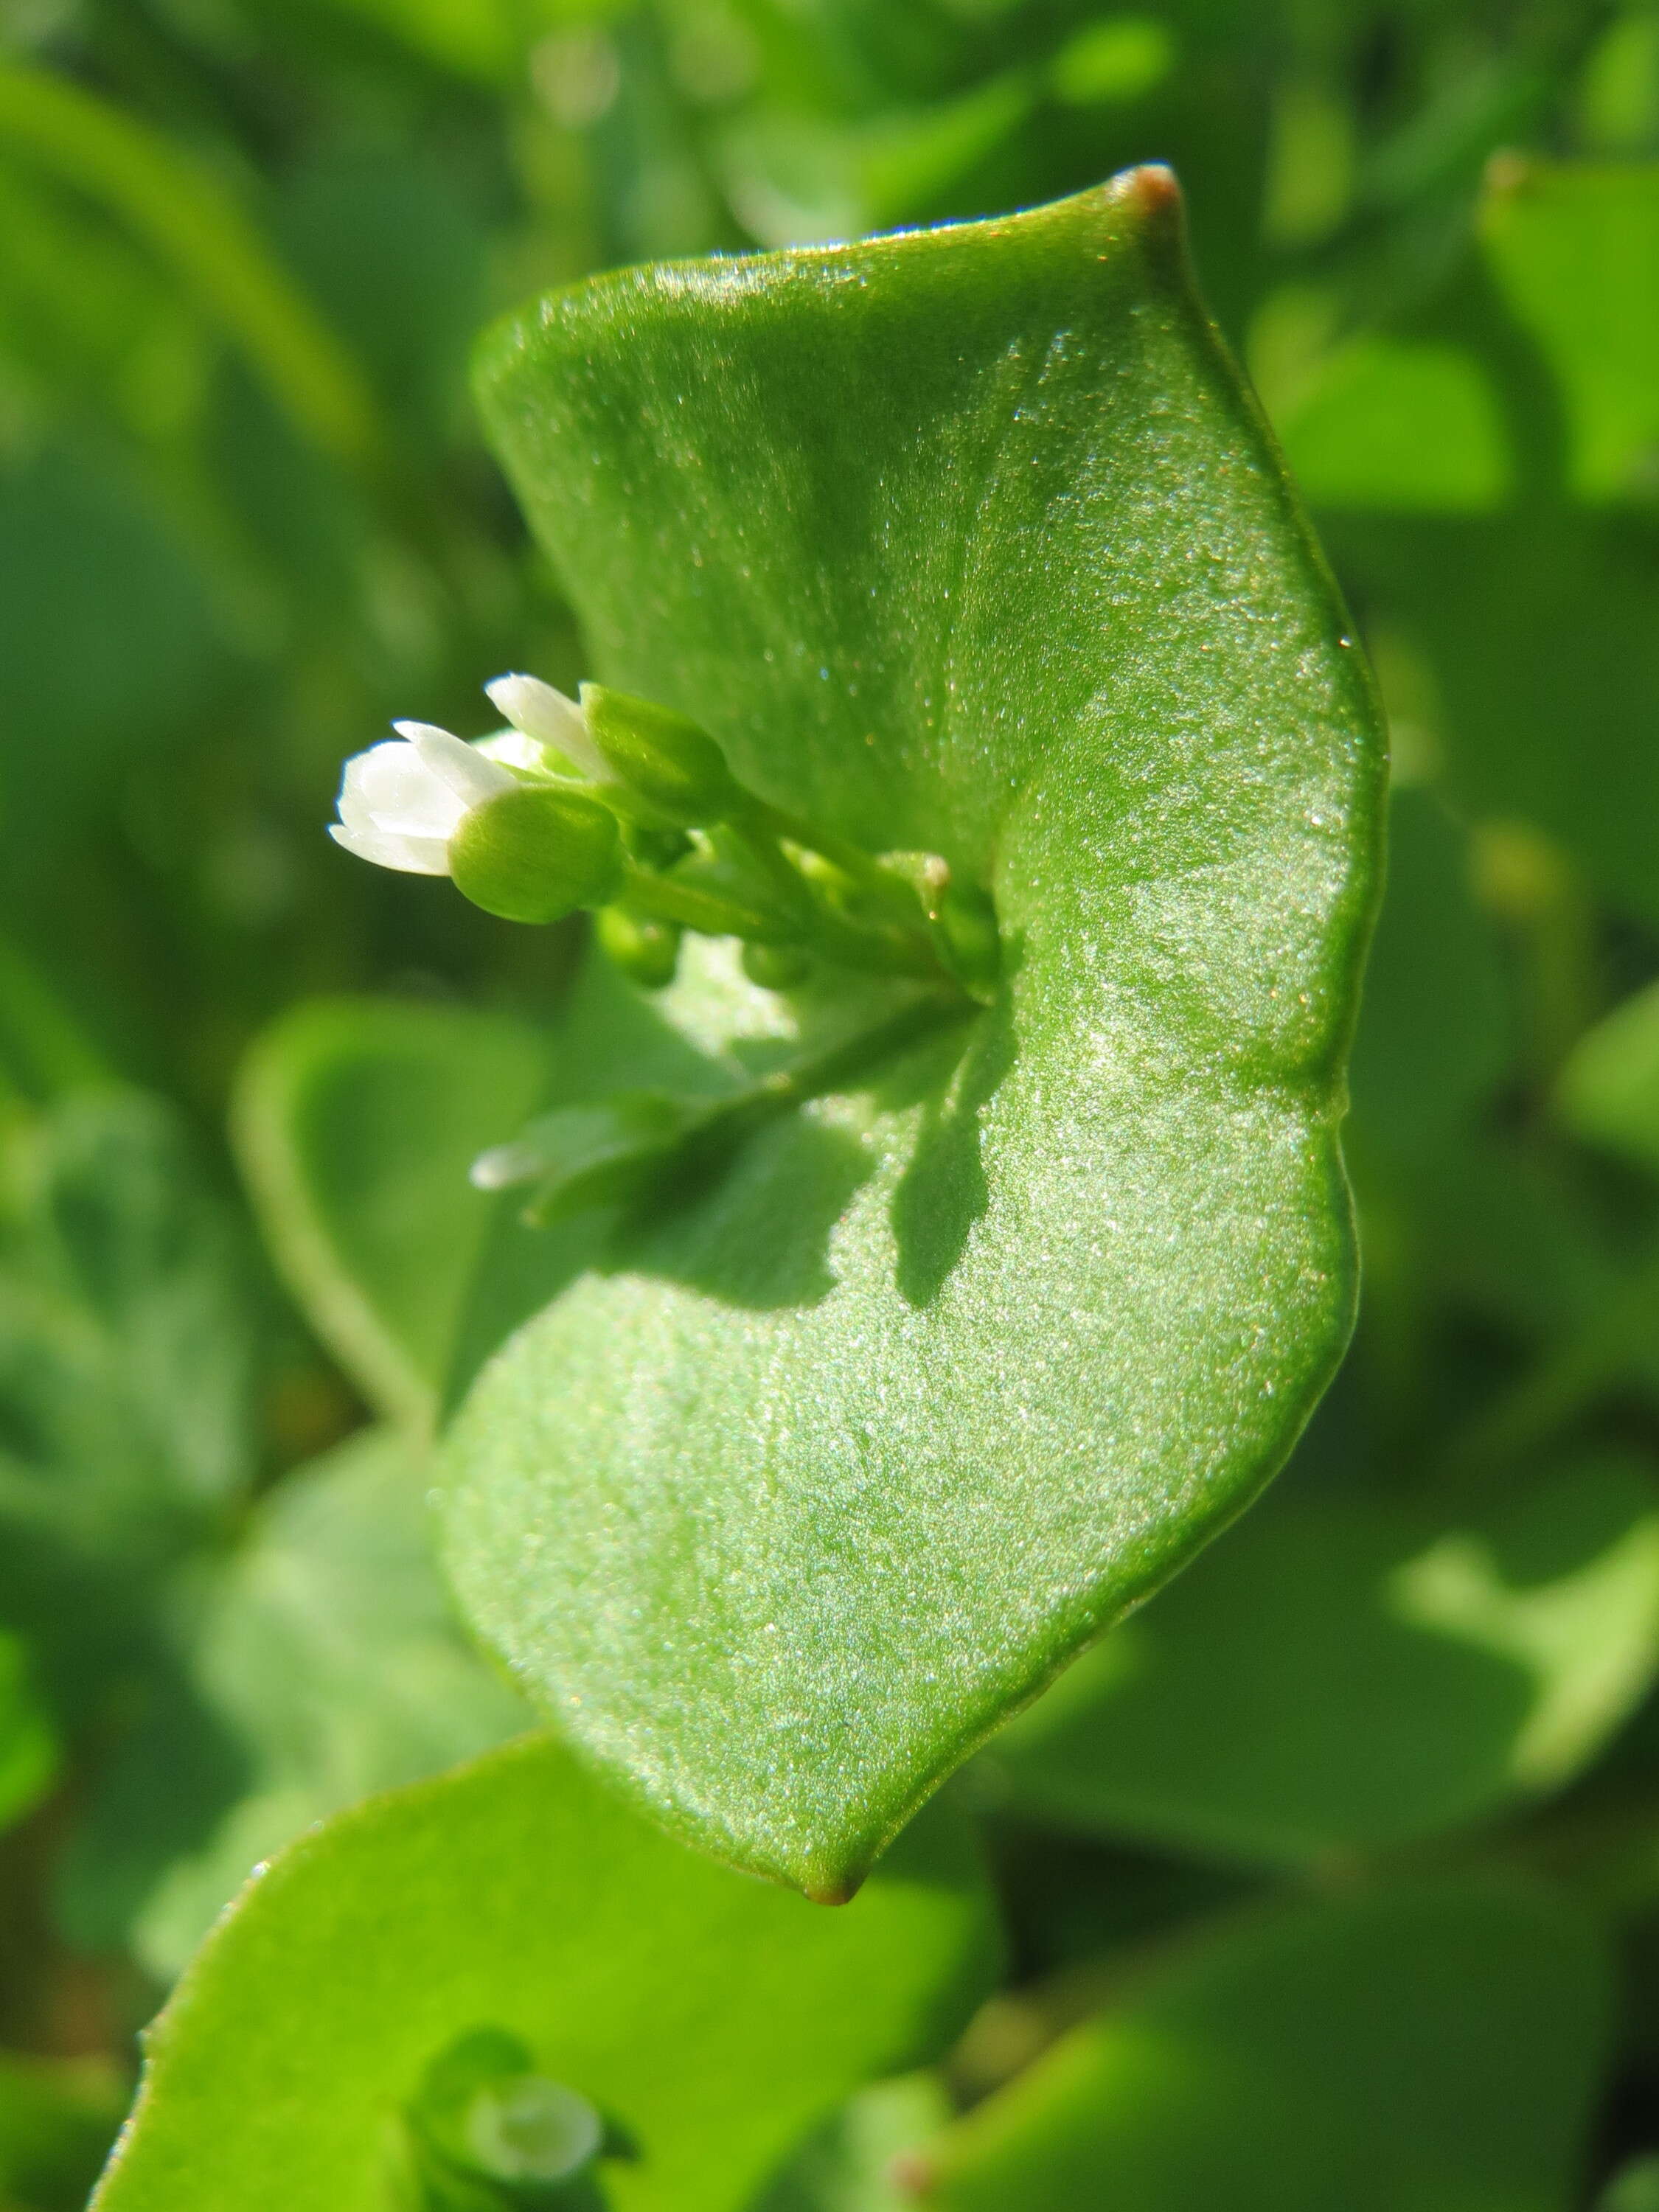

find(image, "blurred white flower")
[330,721,515,876]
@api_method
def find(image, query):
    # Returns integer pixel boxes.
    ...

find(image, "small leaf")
[921,1882,1612,2211]
[91,1738,998,2212]
[234,998,552,1432]
[976,1455,1659,1862]
[447,172,1385,1894]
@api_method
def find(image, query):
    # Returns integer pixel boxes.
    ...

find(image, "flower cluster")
[328,673,1001,1004]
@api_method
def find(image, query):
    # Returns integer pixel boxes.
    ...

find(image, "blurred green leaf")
[448,173,1382,1899]
[69,1426,529,1979]
[978,1455,1659,1862]
[1276,335,1513,513]
[1559,976,1659,1177]
[234,998,552,1433]
[91,1738,998,2212]
[1326,509,1659,925]
[0,1090,257,1570]
[1346,787,1510,1164]
[1484,160,1659,505]
[0,61,380,470]
[0,1628,55,1837]
[1601,2155,1659,2212]
[752,2074,948,2212]
[0,2051,127,2212]
[923,1882,1611,2211]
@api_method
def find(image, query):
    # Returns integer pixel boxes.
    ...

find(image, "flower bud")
[448,785,622,925]
[596,905,681,990]
[741,941,812,990]
[580,684,741,827]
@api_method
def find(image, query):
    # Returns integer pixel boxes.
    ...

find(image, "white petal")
[485,674,610,782]
[394,721,516,810]
[475,730,554,775]
[329,821,453,875]
[344,740,469,840]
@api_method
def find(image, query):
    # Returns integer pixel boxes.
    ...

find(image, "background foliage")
[4,0,1659,2205]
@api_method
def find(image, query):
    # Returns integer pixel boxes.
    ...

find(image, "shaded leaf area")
[448,175,1382,1897]
[91,1738,998,2212]
[0,1077,521,2011]
[923,1884,1613,2212]
[978,1449,1659,1863]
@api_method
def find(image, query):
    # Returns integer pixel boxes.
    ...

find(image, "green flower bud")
[596,905,681,989]
[580,684,741,827]
[741,940,812,990]
[449,786,622,925]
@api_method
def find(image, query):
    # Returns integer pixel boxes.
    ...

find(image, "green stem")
[692,991,977,1154]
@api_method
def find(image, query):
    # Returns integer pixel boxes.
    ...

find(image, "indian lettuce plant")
[88,166,1392,2208]
[9,5,1659,2204]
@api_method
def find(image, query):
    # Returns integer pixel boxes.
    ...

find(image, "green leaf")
[90,1737,998,2212]
[446,173,1385,1894]
[1482,159,1659,506]
[71,1427,529,1979]
[920,1881,1612,2211]
[234,998,552,1433]
[976,1454,1659,1862]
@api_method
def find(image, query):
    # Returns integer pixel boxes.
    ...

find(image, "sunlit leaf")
[1484,159,1659,506]
[445,173,1385,1896]
[91,1738,998,2212]
[921,1882,1611,2211]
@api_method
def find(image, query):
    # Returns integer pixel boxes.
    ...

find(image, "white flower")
[330,720,516,876]
[486,672,611,782]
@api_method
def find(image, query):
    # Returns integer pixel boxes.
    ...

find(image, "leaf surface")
[91,1737,997,2212]
[449,171,1384,1894]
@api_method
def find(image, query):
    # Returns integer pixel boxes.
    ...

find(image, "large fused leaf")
[91,1737,997,2212]
[921,1882,1611,2211]
[448,171,1384,1896]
